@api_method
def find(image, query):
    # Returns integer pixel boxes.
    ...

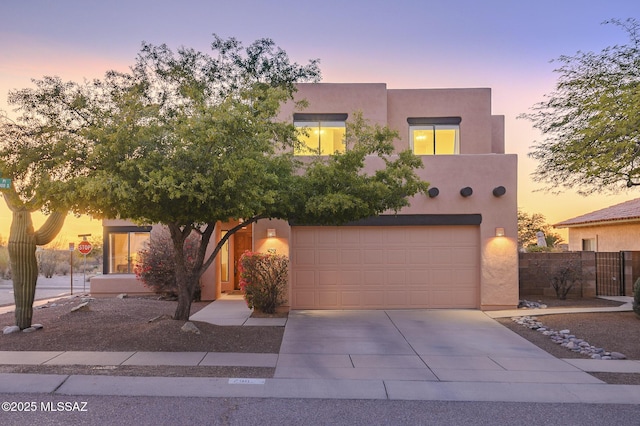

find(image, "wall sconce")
[495,227,505,237]
[267,228,276,238]
[428,187,439,198]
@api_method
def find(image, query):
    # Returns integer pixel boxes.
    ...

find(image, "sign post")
[77,236,92,293]
[69,243,75,295]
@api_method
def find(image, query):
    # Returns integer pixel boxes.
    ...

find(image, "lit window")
[220,231,230,282]
[408,117,461,155]
[294,113,347,155]
[105,227,151,274]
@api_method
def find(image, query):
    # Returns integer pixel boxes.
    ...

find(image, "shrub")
[549,261,582,300]
[633,278,640,318]
[134,229,201,301]
[534,257,583,300]
[239,251,288,314]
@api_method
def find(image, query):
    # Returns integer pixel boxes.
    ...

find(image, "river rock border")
[511,315,627,360]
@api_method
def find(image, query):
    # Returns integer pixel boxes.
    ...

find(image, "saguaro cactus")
[8,207,65,329]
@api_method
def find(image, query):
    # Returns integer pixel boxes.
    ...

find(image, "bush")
[239,251,288,314]
[134,229,201,301]
[533,257,583,300]
[633,278,640,318]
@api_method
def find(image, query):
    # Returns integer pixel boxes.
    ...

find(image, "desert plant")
[633,277,640,318]
[549,260,582,300]
[533,257,583,300]
[135,229,201,301]
[239,251,288,314]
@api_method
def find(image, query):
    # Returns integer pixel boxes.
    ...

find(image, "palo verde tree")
[2,36,428,322]
[522,18,640,193]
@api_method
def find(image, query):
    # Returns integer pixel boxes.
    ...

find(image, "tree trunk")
[8,209,66,329]
[168,223,197,321]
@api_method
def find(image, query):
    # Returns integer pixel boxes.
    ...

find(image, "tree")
[517,210,563,251]
[1,36,428,323]
[522,19,640,193]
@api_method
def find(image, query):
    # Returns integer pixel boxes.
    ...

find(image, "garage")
[289,224,480,309]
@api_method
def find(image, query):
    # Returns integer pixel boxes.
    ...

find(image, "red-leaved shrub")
[135,229,201,300]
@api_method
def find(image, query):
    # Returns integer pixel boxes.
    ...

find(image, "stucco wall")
[387,88,494,154]
[566,223,640,252]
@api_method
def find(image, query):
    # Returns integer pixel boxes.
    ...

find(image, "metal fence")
[595,252,624,296]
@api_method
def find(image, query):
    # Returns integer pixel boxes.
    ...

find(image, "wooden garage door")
[290,226,479,309]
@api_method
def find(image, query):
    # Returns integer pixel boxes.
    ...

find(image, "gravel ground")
[0,295,283,378]
[1,294,638,384]
[498,296,640,385]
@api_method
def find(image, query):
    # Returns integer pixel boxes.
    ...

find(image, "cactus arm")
[34,211,66,245]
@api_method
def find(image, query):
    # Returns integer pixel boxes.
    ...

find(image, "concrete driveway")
[275,309,602,385]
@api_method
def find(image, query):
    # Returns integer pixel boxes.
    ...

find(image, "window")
[408,117,461,155]
[582,238,596,251]
[220,231,230,282]
[294,113,347,155]
[104,227,151,274]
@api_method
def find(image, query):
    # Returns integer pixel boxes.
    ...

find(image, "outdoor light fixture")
[267,228,276,238]
[428,187,440,198]
[495,227,505,237]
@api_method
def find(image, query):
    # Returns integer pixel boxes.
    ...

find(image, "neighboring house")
[92,83,519,310]
[554,198,640,252]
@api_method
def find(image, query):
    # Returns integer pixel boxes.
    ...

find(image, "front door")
[233,225,253,290]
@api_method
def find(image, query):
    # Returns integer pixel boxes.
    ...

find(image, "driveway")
[275,309,602,385]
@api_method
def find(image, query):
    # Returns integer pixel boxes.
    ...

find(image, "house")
[91,83,519,310]
[554,198,640,252]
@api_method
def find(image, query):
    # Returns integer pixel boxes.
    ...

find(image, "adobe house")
[92,83,519,310]
[554,197,640,252]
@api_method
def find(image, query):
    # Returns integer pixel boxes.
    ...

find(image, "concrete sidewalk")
[189,293,287,326]
[1,295,639,403]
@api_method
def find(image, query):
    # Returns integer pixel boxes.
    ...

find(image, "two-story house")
[93,83,519,310]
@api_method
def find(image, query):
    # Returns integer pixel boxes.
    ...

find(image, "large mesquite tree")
[523,19,640,193]
[1,36,428,322]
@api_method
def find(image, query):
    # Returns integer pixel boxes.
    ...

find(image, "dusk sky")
[1,0,640,243]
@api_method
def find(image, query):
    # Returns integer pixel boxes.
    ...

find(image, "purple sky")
[1,0,640,241]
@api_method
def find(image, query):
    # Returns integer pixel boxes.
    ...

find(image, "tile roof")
[554,198,640,228]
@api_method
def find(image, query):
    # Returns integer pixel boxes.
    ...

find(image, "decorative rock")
[117,294,128,299]
[71,302,90,312]
[32,324,44,330]
[181,321,200,334]
[3,325,20,335]
[22,327,37,333]
[511,315,625,361]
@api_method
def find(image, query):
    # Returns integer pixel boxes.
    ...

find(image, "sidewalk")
[1,295,639,403]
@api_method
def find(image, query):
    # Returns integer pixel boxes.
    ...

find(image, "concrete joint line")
[52,375,71,393]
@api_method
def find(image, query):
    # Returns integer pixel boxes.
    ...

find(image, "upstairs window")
[408,117,461,155]
[294,113,347,155]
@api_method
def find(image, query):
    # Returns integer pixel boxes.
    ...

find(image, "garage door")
[290,226,479,309]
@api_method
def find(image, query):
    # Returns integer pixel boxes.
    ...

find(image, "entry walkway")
[1,296,639,403]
